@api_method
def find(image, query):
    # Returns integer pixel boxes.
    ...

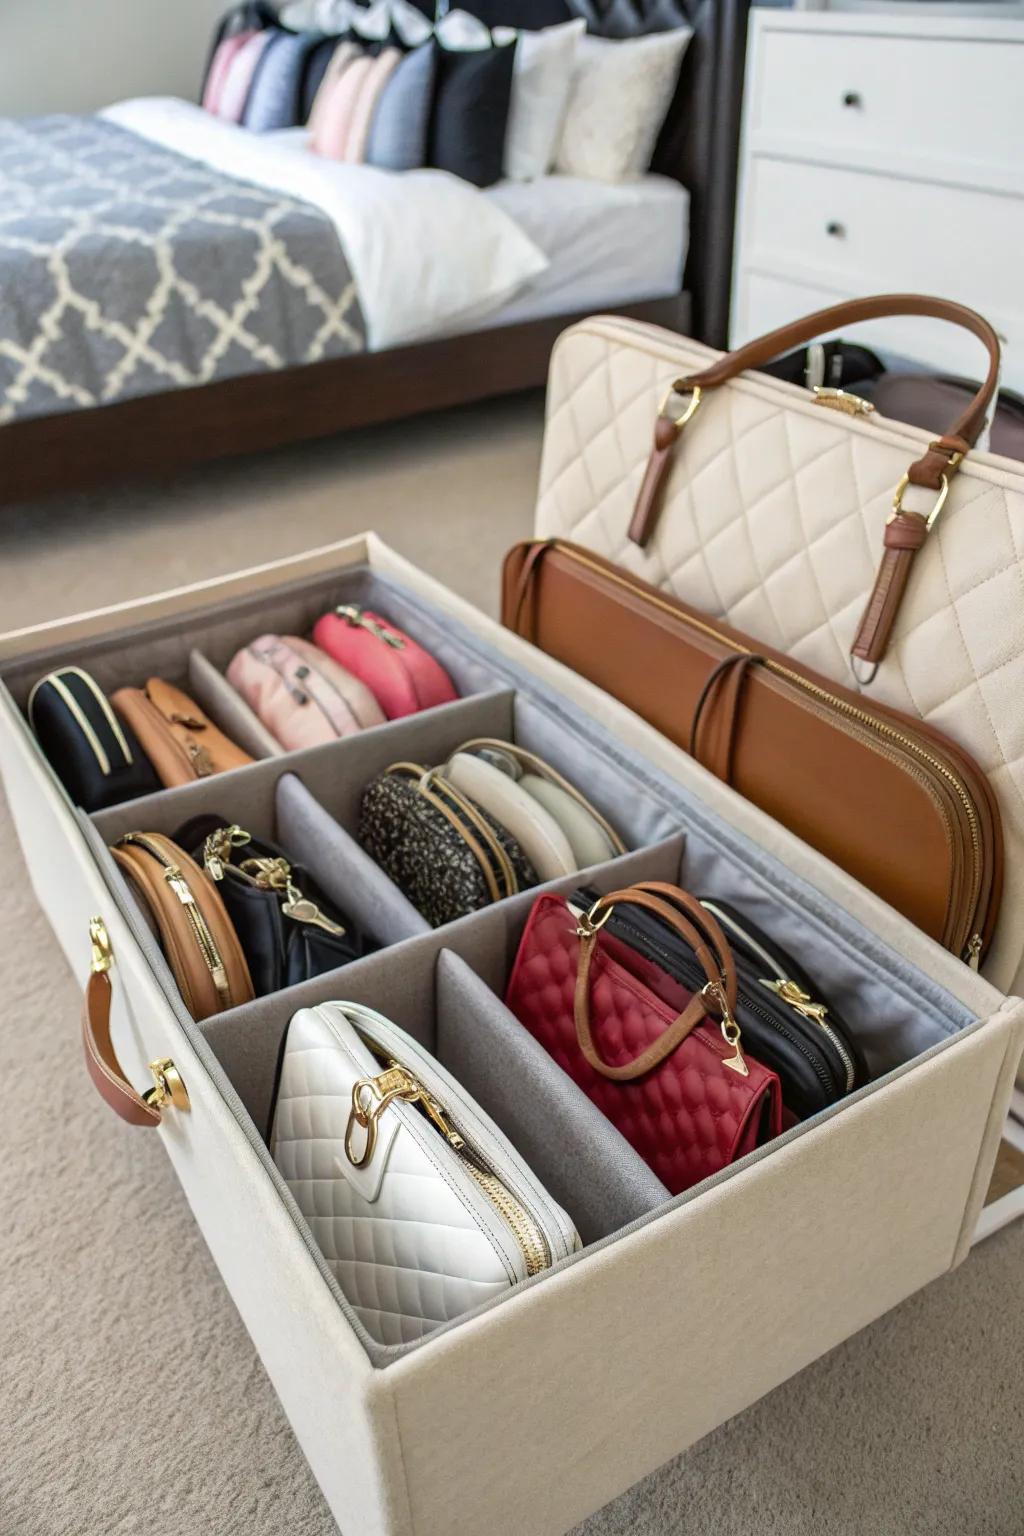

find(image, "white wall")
[0,0,230,116]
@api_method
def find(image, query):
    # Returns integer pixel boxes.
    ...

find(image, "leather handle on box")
[574,884,737,1082]
[629,296,1000,675]
[83,969,162,1127]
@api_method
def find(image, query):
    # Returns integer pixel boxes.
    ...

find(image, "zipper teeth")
[551,542,985,944]
[459,1157,549,1276]
[121,834,230,1004]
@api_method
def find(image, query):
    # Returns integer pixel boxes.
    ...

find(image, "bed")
[0,0,749,503]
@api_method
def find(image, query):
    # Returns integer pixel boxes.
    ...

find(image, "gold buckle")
[888,471,949,531]
[658,382,702,433]
[89,916,112,975]
[143,1058,190,1113]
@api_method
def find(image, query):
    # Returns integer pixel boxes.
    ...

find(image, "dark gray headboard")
[432,0,751,346]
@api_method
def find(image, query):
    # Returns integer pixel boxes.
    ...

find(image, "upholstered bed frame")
[0,0,749,503]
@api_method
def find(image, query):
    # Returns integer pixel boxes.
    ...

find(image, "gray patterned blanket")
[0,115,365,425]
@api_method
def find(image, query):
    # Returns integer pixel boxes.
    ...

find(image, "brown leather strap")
[849,511,931,668]
[573,885,737,1082]
[689,654,763,782]
[506,538,555,639]
[627,416,680,546]
[82,970,161,1127]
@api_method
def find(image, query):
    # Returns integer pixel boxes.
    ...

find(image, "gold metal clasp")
[888,472,949,531]
[89,917,112,975]
[760,977,830,1025]
[701,979,749,1077]
[659,382,702,433]
[811,386,875,417]
[345,1064,455,1169]
[142,1058,190,1113]
[575,897,614,941]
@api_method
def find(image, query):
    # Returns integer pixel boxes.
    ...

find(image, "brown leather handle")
[573,884,737,1082]
[628,294,1001,678]
[676,294,1000,487]
[82,969,162,1127]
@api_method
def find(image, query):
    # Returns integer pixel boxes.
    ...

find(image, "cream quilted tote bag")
[534,296,1024,998]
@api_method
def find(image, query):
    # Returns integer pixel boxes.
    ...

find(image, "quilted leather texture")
[272,1007,520,1346]
[535,318,1024,996]
[505,895,782,1196]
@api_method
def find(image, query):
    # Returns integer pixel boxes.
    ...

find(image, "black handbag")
[572,884,865,1120]
[174,816,375,995]
[359,762,538,928]
[28,666,161,811]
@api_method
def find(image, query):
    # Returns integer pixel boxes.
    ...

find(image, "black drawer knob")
[842,90,862,108]
[826,221,846,238]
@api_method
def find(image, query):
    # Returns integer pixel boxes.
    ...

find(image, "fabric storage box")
[0,532,1021,1536]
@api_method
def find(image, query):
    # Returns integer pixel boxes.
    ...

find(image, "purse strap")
[628,294,1001,679]
[573,883,740,1082]
[454,737,627,856]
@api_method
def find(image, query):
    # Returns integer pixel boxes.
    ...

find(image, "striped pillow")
[218,30,275,122]
[202,31,257,115]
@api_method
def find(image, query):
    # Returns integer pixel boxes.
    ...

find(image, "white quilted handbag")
[535,297,1024,999]
[271,1002,580,1346]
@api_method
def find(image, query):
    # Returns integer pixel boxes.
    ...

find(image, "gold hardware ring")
[888,472,950,531]
[575,898,615,941]
[658,382,702,432]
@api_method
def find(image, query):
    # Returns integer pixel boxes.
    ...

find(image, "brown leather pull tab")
[83,969,162,1127]
[629,415,684,547]
[572,885,737,1082]
[850,511,931,672]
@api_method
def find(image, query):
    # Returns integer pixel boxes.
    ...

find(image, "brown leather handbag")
[502,538,1003,967]
[111,832,254,1019]
[112,678,253,787]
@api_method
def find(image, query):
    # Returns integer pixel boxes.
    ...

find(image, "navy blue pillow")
[244,30,324,130]
[427,39,516,188]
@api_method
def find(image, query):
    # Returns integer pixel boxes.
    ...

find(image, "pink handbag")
[226,634,385,752]
[312,605,458,719]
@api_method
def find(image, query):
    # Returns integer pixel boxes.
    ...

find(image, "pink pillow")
[308,40,359,139]
[312,53,374,160]
[217,31,274,123]
[202,32,256,116]
[345,48,402,163]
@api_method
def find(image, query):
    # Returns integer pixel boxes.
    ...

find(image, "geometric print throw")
[0,115,365,425]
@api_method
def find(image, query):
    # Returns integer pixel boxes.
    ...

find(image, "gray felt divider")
[198,833,688,1140]
[434,951,670,1243]
[188,649,283,760]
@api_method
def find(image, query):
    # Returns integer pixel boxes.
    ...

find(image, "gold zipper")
[346,1064,549,1276]
[335,605,405,648]
[29,668,134,775]
[760,978,856,1092]
[545,542,986,955]
[120,834,230,1004]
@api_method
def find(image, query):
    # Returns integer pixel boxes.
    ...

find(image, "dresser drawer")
[750,27,1022,182]
[743,157,1024,353]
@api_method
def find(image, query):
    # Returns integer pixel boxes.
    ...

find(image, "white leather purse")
[271,1001,580,1346]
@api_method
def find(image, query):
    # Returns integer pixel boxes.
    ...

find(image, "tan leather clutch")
[111,832,254,1019]
[502,538,1003,967]
[112,679,253,787]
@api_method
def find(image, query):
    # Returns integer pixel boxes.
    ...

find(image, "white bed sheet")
[481,174,689,330]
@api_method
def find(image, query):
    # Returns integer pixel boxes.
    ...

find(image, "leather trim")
[82,970,161,1127]
[628,416,680,547]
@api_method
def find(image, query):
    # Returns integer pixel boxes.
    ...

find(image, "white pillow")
[555,28,692,184]
[389,0,434,47]
[435,8,493,50]
[492,18,586,181]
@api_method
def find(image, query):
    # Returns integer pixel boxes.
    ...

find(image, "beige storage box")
[1,533,1021,1536]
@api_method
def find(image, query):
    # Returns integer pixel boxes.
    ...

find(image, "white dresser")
[730,9,1024,391]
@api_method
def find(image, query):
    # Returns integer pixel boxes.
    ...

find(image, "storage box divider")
[433,950,671,1242]
[197,832,689,1143]
[87,688,516,844]
[188,648,283,760]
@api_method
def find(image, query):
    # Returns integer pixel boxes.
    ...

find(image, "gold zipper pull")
[281,886,346,937]
[702,980,748,1077]
[164,867,196,906]
[761,977,830,1025]
[187,742,214,777]
[202,825,251,880]
[965,934,983,971]
[335,604,404,647]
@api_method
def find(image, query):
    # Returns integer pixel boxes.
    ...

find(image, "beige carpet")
[2,398,1023,1536]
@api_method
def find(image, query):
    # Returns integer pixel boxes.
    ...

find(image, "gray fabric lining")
[187,650,283,760]
[276,773,430,948]
[435,951,670,1244]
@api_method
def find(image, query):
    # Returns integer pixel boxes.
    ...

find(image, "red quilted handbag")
[505,883,783,1196]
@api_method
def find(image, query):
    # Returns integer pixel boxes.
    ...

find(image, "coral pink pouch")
[226,634,385,752]
[312,606,458,720]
